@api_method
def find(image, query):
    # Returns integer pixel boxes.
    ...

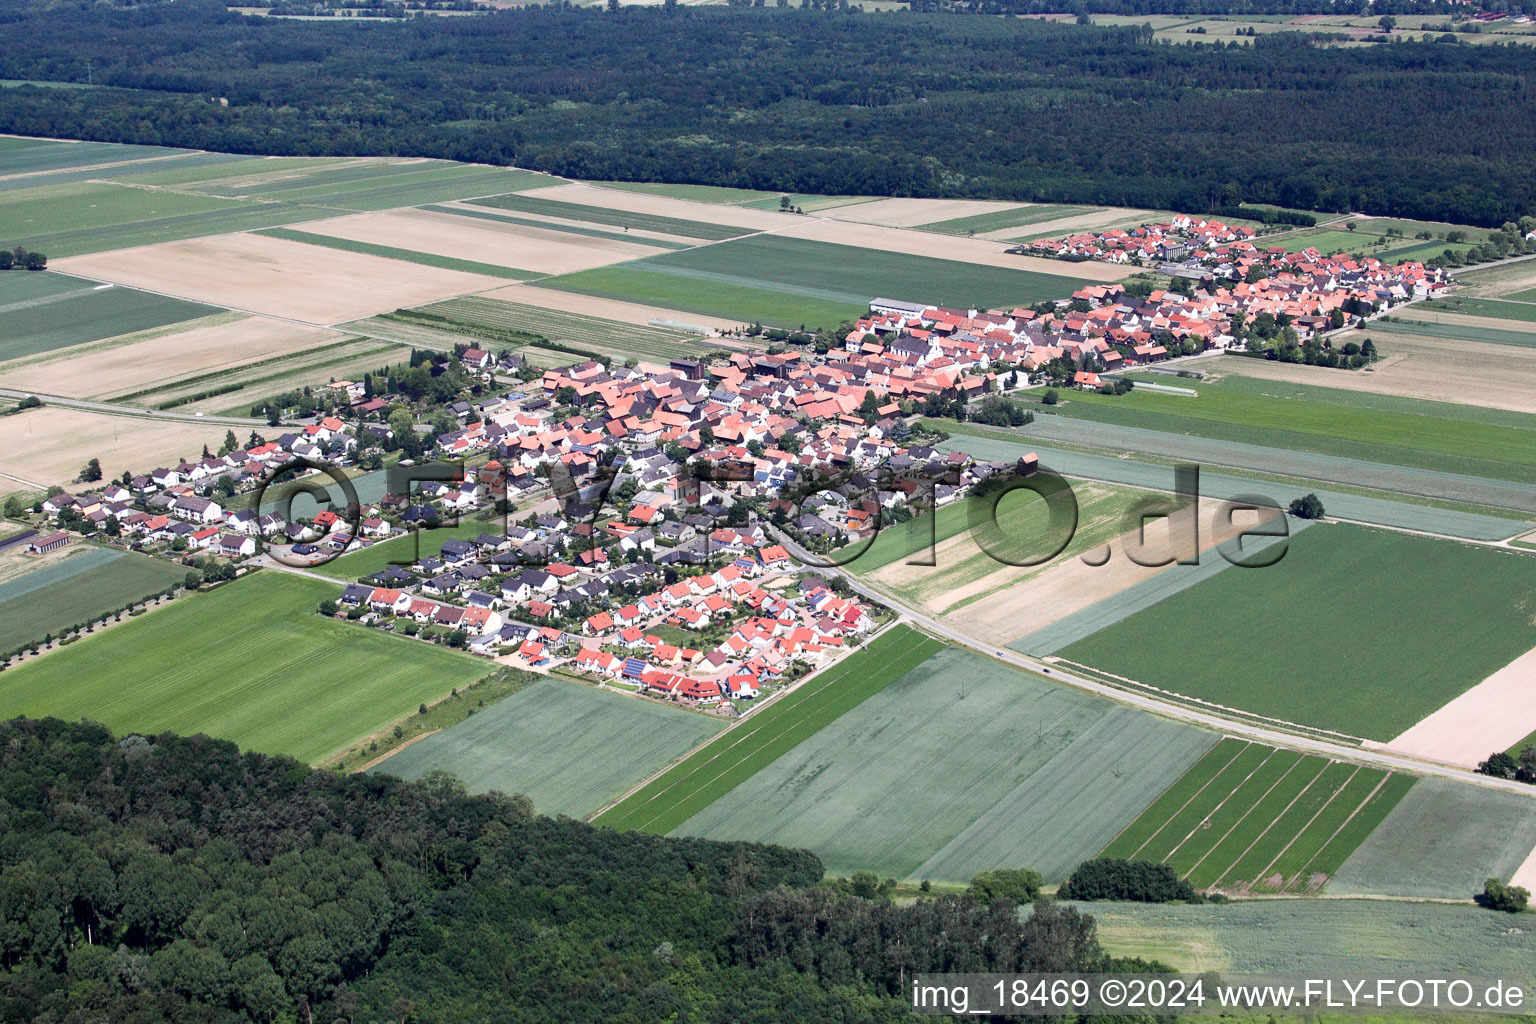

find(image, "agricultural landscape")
[3,105,1536,1020]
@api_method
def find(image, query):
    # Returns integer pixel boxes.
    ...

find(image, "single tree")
[81,458,103,482]
[1288,493,1325,519]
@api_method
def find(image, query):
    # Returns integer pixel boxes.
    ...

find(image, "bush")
[1288,493,1325,519]
[968,868,1042,908]
[1476,878,1529,913]
[1041,388,1060,406]
[1058,858,1203,903]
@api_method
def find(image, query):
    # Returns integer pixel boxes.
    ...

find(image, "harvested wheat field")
[774,217,1131,282]
[980,205,1161,241]
[54,233,507,324]
[0,407,226,490]
[1454,262,1536,298]
[939,499,1278,649]
[1372,644,1536,768]
[479,283,741,332]
[821,197,1028,228]
[1,315,343,401]
[1513,843,1536,891]
[523,181,787,231]
[1212,337,1536,415]
[298,207,670,274]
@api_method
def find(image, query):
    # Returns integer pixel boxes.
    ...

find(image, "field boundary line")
[585,623,919,824]
[1250,764,1361,889]
[1209,759,1331,890]
[1293,772,1391,883]
[1160,749,1279,865]
[1180,754,1308,881]
[614,632,934,832]
[1118,740,1250,860]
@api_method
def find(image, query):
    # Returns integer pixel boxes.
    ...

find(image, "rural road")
[0,388,277,428]
[766,528,1536,798]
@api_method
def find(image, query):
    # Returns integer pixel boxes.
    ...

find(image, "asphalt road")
[767,527,1536,797]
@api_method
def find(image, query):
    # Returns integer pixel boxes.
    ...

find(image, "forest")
[0,717,1167,1023]
[0,1,1534,225]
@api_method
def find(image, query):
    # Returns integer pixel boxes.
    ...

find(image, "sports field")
[373,679,723,817]
[594,625,944,833]
[1059,525,1536,740]
[1084,899,1536,977]
[0,545,185,653]
[1035,373,1536,483]
[1100,738,1414,894]
[0,271,220,361]
[675,646,1216,880]
[1329,777,1536,899]
[0,571,490,763]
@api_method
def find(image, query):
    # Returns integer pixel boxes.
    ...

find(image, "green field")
[0,139,189,176]
[1329,777,1536,899]
[594,625,943,833]
[1061,525,1536,740]
[0,271,220,361]
[311,514,499,582]
[543,233,1099,328]
[382,294,705,362]
[1033,372,1536,482]
[1417,296,1536,324]
[739,194,877,213]
[218,161,555,211]
[1084,899,1536,977]
[467,191,747,240]
[373,678,722,817]
[1369,317,1536,349]
[0,571,490,763]
[0,546,185,652]
[921,204,1095,236]
[675,646,1216,881]
[0,180,329,257]
[541,264,863,330]
[593,181,778,204]
[421,202,695,251]
[1100,738,1413,893]
[255,227,537,279]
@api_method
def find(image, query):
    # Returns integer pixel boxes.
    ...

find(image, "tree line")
[0,1,1533,225]
[0,717,1188,1023]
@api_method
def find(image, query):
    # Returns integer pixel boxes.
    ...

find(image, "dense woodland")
[0,718,1168,1023]
[0,1,1534,225]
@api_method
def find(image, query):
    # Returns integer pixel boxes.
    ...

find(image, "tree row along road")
[765,527,1536,798]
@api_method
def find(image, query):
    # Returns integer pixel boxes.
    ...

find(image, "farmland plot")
[674,647,1215,882]
[0,572,490,763]
[0,546,185,653]
[373,679,722,817]
[1060,525,1536,740]
[0,271,220,361]
[0,406,229,492]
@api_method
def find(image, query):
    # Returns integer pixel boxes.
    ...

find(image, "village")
[12,209,1451,713]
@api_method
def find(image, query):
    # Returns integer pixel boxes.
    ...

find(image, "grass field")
[372,678,723,817]
[1099,738,1414,894]
[221,161,554,211]
[1030,373,1536,483]
[1061,525,1536,740]
[467,191,748,240]
[0,571,490,762]
[0,545,185,652]
[674,645,1217,881]
[1417,296,1536,324]
[1329,777,1536,899]
[1083,899,1536,977]
[540,264,863,329]
[594,625,944,833]
[421,203,695,251]
[0,139,191,176]
[0,271,220,361]
[255,227,537,279]
[386,295,704,361]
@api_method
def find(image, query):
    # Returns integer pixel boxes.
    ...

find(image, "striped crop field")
[1099,738,1415,894]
